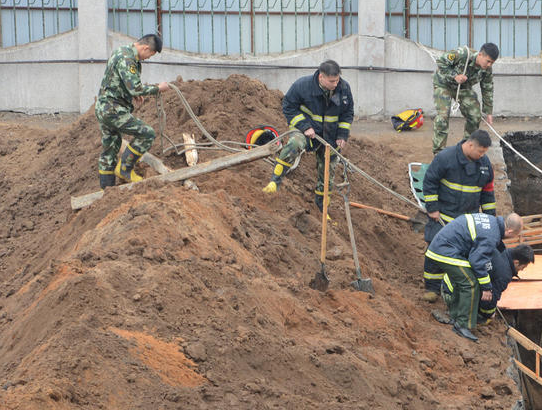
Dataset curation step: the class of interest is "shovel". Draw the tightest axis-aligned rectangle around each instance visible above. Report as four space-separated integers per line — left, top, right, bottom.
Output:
350 201 426 232
341 187 375 294
309 144 331 292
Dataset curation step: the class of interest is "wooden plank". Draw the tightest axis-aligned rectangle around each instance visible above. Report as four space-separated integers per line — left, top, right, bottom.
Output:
499 281 542 310
514 359 542 386
504 238 542 248
517 255 542 280
508 328 542 356
122 139 172 175
182 133 198 167
71 143 278 210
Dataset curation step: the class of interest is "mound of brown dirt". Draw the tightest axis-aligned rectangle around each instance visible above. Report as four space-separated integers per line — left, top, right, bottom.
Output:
0 75 520 409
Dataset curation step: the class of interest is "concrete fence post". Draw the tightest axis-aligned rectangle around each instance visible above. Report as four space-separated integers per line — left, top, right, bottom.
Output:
358 0 386 117
78 0 109 113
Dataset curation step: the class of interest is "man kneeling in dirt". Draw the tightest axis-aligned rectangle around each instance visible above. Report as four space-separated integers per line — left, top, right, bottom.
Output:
95 34 170 189
261 60 354 215
425 212 522 341
434 243 534 328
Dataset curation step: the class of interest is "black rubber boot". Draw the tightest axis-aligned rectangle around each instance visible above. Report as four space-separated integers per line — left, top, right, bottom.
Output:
453 322 478 342
99 172 116 189
115 144 143 183
315 193 324 212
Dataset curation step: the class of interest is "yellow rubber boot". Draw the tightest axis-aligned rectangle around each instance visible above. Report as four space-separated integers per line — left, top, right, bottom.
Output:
262 181 278 193
115 144 143 183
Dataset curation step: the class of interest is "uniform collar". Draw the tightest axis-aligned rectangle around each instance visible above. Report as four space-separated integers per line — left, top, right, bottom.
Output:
503 248 519 277
131 44 140 61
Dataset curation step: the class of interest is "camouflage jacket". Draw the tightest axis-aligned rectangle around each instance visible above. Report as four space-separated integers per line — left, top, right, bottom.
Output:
96 44 158 113
433 46 494 114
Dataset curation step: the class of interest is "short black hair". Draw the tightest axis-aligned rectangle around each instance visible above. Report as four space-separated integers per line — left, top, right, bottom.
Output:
468 129 492 148
480 43 499 61
137 34 163 53
319 60 341 77
510 244 535 265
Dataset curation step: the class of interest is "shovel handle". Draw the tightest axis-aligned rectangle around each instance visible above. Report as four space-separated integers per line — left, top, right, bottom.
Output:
350 201 410 221
321 144 330 264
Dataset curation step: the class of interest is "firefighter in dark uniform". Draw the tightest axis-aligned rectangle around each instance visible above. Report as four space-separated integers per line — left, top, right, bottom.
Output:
262 60 354 215
426 213 522 341
422 130 496 303
442 244 534 324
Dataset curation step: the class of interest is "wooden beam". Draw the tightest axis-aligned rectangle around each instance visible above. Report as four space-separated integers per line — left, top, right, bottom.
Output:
508 327 542 356
514 359 542 386
71 143 278 210
121 139 172 175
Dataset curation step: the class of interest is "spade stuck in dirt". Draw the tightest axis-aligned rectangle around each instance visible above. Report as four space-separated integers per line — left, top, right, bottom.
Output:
309 144 331 292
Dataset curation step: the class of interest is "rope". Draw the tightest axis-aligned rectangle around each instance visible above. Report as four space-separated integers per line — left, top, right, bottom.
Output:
155 82 422 212
312 135 423 211
496 307 511 328
482 117 542 176
155 82 293 167
451 46 470 115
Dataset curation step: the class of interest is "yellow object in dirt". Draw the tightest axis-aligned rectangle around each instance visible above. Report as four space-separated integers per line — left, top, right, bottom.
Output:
423 291 439 303
262 181 277 193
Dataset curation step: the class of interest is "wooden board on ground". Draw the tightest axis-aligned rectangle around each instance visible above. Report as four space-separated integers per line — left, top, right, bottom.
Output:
71 143 278 210
517 255 542 281
498 281 542 310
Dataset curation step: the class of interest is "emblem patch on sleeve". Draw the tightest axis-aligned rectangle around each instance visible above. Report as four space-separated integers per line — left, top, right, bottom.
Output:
129 64 137 74
447 53 456 61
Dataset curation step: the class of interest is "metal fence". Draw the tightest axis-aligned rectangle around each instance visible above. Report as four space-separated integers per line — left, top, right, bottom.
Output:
386 0 542 57
108 0 358 55
0 0 78 48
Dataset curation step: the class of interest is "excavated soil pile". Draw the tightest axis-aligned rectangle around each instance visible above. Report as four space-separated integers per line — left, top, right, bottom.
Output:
0 75 520 409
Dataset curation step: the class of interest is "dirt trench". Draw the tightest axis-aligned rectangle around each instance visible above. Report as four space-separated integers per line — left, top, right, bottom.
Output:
0 75 522 409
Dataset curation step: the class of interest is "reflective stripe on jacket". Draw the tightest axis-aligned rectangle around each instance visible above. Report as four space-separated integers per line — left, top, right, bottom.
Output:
427 213 505 291
282 70 354 150
423 141 495 221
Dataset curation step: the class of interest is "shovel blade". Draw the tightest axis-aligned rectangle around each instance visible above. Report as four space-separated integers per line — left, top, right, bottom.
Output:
351 278 374 294
309 268 330 292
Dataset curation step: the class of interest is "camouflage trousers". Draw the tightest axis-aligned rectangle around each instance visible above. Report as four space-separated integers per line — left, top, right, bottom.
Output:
432 86 481 154
95 104 156 171
278 131 340 194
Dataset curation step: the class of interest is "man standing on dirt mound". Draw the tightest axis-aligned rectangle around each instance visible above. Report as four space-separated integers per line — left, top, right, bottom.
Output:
426 212 522 342
432 42 499 155
422 130 496 303
95 34 170 189
262 60 354 215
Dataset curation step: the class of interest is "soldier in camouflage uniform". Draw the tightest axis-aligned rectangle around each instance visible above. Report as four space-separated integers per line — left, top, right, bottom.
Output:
432 43 499 155
262 60 354 215
95 34 170 189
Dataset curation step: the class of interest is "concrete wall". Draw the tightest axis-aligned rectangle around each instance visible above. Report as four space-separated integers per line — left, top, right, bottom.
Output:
0 0 541 117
